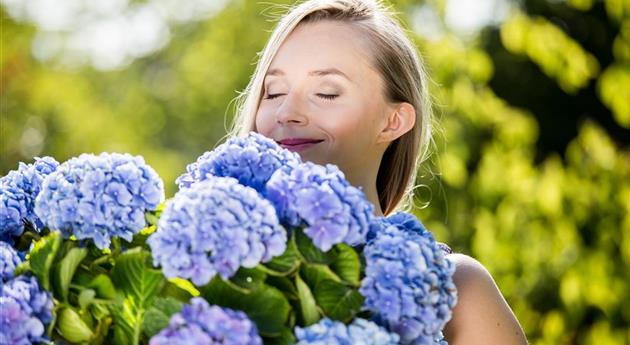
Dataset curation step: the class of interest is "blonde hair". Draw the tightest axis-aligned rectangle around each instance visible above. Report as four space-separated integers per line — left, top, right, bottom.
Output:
227 0 433 216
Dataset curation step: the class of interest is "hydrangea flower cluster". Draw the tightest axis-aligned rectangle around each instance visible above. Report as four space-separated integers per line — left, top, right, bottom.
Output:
0 275 54 344
149 297 262 345
369 212 452 247
360 213 457 345
1 275 54 323
148 176 287 286
294 318 400 345
0 242 22 286
0 156 59 241
266 162 374 251
34 153 165 250
176 132 301 194
0 297 47 345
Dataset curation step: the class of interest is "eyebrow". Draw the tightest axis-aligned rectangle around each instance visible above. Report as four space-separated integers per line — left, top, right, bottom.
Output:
265 68 353 82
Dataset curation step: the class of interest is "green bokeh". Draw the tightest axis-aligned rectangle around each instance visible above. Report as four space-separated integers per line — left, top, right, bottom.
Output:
1 0 629 343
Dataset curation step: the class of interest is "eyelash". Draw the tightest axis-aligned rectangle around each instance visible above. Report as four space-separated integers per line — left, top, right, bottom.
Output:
264 93 338 101
317 94 338 100
264 94 283 100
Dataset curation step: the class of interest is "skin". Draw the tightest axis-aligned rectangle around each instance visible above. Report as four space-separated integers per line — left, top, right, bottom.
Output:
255 20 414 217
254 20 528 345
443 254 529 344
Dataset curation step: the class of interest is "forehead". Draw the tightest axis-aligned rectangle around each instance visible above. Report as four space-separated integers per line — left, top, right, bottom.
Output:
268 20 379 80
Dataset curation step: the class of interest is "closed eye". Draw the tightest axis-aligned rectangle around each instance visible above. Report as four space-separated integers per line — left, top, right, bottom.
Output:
317 94 338 100
265 93 285 100
264 93 338 100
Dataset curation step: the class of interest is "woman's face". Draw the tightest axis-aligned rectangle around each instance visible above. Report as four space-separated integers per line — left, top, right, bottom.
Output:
255 20 395 182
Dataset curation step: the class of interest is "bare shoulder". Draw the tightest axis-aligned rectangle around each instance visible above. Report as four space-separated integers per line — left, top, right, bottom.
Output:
443 253 528 345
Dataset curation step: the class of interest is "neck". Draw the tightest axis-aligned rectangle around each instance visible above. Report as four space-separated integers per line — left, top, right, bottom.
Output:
363 183 384 217
345 168 384 217
337 149 387 218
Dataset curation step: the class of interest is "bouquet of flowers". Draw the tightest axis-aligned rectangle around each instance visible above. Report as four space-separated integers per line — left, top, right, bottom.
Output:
0 133 457 345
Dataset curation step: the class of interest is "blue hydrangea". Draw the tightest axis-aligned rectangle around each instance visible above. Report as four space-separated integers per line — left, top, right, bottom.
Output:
0 242 22 286
368 212 447 242
0 157 59 242
0 297 48 345
435 331 448 345
1 275 54 324
176 132 301 194
266 162 374 251
366 216 392 243
148 176 287 286
295 318 400 345
0 275 54 344
34 153 165 250
149 297 262 345
360 213 457 345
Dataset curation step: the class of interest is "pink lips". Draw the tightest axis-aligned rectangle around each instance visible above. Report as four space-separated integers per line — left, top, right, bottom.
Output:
277 138 324 152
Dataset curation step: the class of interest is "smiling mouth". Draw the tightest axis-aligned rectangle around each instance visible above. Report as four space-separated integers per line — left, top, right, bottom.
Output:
277 139 324 152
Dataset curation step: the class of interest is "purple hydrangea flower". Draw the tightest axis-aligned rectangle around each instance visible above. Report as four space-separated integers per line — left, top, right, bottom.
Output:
148 176 287 286
360 213 457 345
0 275 54 344
149 297 262 345
176 132 301 194
295 318 400 345
0 157 59 242
0 297 47 345
0 242 22 286
1 275 54 324
266 162 374 251
34 153 165 250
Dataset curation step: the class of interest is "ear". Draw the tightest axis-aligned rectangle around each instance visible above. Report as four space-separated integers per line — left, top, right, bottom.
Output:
377 102 416 144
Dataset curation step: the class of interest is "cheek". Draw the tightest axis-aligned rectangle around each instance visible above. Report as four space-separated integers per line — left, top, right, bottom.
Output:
328 121 360 139
329 104 379 139
254 109 272 135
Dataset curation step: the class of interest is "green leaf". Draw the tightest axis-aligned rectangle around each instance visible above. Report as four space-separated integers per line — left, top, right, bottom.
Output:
202 277 291 336
78 288 96 309
139 224 157 236
56 306 94 343
46 305 58 339
110 248 165 345
91 302 111 320
265 276 298 301
313 279 364 322
264 233 301 274
87 274 117 300
143 203 164 229
109 300 136 345
160 279 198 302
295 228 337 264
13 261 30 276
263 327 296 345
331 244 361 286
28 231 62 290
142 297 183 338
295 274 320 326
167 277 200 297
53 246 87 301
144 213 160 227
229 266 267 291
142 309 170 339
300 263 341 289
153 296 183 316
111 249 164 309
91 316 113 345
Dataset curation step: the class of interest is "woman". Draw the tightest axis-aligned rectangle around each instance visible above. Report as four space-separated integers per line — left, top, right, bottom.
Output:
228 0 529 343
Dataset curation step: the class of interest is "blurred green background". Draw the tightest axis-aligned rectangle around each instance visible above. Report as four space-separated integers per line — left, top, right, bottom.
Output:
1 0 629 343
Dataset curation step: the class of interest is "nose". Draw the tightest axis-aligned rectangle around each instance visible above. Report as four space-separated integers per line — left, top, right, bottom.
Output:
275 92 308 126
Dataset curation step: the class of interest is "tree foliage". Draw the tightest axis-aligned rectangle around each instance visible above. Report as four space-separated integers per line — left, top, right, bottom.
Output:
1 0 629 343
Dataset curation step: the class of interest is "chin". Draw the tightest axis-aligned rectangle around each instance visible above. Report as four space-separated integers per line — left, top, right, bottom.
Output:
297 153 324 165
